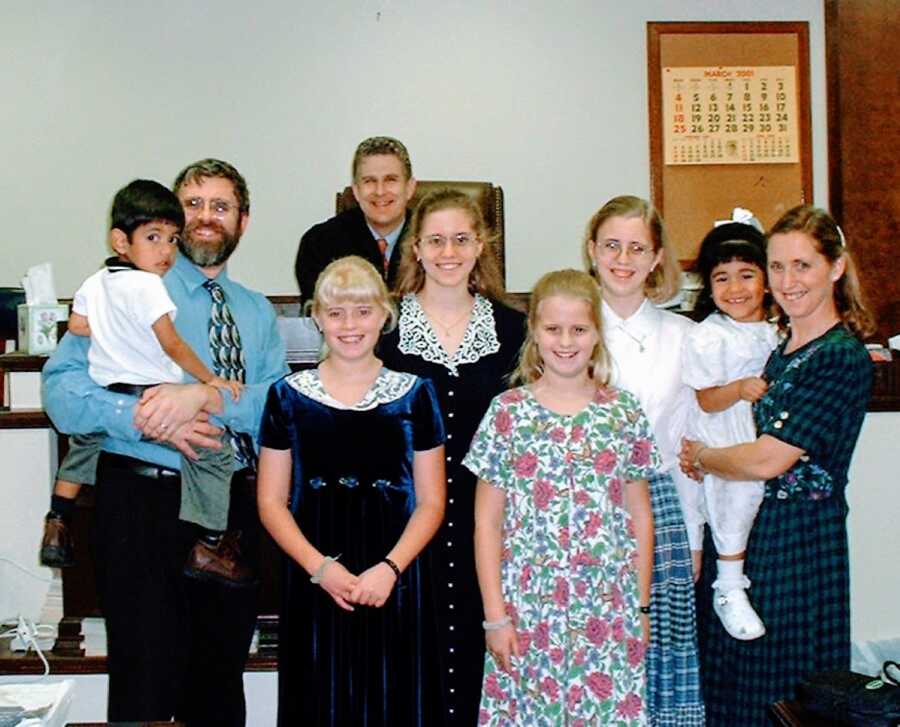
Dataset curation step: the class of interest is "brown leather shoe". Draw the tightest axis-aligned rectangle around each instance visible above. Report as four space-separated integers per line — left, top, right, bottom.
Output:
184 531 257 588
40 512 74 568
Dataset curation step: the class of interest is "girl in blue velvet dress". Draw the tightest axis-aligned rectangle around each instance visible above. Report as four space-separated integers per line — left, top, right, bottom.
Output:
257 256 446 727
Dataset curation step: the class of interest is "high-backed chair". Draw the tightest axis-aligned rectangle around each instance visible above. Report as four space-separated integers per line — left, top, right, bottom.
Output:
335 180 506 281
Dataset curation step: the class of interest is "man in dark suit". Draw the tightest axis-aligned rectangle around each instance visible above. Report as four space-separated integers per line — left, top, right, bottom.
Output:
295 136 417 304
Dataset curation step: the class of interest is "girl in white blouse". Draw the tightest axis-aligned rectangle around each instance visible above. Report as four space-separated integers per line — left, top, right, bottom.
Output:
583 195 705 726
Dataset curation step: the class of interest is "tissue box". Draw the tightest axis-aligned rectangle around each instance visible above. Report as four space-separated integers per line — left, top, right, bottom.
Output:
17 303 68 354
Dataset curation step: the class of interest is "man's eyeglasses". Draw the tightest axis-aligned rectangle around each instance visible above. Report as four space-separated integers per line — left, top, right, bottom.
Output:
595 239 652 258
182 197 239 218
419 233 478 251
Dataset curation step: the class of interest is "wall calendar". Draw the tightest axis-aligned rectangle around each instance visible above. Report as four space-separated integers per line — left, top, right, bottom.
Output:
662 65 799 165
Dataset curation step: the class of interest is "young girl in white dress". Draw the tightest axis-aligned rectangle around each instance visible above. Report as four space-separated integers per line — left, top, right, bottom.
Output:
681 217 778 641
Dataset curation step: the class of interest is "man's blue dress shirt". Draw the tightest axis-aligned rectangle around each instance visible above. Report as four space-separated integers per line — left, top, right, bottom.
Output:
42 253 289 470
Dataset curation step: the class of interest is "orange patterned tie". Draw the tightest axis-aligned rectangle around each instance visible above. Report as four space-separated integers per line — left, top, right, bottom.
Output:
377 238 389 276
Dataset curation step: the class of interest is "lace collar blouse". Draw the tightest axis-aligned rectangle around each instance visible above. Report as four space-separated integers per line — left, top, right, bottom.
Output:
396 293 500 377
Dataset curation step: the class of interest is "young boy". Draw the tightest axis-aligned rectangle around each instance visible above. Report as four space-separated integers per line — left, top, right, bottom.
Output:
40 179 254 587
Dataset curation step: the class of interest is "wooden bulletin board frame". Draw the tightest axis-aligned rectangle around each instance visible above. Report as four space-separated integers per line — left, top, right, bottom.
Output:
647 22 812 263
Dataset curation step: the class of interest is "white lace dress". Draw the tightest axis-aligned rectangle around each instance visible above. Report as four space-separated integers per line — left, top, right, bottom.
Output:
682 312 778 555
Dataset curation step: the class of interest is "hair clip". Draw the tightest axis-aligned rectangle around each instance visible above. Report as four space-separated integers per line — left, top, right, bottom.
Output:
836 224 847 248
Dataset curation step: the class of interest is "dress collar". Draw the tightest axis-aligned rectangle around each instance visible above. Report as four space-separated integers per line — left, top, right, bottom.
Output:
171 252 231 294
285 367 416 411
397 293 500 377
602 298 660 351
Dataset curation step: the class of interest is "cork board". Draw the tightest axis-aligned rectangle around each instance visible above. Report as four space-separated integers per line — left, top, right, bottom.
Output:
647 22 812 263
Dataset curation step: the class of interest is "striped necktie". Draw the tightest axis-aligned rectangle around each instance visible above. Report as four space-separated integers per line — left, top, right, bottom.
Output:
377 237 389 275
203 279 256 470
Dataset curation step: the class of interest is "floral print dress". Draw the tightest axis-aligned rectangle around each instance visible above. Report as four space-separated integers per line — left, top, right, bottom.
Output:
464 386 662 726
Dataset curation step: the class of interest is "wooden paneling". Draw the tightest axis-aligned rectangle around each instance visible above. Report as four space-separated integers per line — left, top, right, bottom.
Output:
826 0 900 341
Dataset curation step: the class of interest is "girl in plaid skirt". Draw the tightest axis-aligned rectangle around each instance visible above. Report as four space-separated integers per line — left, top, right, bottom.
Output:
584 196 706 726
681 205 874 725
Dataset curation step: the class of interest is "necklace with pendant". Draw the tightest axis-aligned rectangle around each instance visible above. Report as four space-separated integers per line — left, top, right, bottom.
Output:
422 301 474 337
616 323 647 353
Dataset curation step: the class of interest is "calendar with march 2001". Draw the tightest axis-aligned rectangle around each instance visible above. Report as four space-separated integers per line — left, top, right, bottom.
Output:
663 65 798 166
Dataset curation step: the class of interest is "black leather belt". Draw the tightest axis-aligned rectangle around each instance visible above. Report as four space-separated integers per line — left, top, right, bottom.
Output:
106 382 153 396
102 451 254 483
102 451 179 479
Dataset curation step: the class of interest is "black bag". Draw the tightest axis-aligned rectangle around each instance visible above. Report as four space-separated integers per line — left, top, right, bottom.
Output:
796 662 900 726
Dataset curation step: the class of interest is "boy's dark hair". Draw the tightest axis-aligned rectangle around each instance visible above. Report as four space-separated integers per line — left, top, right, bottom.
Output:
693 221 771 320
111 179 185 236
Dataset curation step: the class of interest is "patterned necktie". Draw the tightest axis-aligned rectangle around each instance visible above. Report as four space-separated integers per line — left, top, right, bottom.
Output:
376 238 389 276
203 279 257 470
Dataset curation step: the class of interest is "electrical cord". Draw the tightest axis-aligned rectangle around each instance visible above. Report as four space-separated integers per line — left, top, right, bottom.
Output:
1 616 56 677
0 555 60 678
0 556 53 584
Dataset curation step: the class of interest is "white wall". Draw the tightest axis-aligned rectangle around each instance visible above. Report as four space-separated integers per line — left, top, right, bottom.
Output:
0 429 56 624
847 412 900 644
1 1 826 296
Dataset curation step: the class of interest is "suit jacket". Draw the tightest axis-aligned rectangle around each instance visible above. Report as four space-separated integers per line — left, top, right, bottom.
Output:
294 206 408 305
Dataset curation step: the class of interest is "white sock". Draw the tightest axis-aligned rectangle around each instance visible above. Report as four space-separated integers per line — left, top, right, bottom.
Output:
715 559 746 590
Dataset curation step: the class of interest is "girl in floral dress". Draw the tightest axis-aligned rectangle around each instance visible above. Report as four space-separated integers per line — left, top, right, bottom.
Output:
465 269 658 726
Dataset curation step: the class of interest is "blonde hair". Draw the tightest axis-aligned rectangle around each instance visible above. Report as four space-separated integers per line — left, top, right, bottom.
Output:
393 188 506 299
309 255 397 331
582 195 681 303
512 269 611 386
768 205 875 338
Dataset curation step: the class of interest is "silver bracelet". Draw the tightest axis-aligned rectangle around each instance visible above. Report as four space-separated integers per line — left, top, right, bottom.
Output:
310 554 341 584
482 615 512 631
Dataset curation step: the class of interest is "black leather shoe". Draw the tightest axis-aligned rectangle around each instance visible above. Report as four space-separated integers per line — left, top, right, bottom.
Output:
40 512 74 568
184 531 257 588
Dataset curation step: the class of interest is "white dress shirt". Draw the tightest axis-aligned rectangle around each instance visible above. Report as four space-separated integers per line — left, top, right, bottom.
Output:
602 298 704 550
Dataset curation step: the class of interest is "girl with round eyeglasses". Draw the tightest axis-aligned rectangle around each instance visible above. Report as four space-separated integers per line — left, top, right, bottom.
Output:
583 194 706 726
379 188 526 725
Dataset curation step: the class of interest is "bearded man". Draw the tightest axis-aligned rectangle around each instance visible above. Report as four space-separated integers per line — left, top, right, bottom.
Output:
43 159 288 726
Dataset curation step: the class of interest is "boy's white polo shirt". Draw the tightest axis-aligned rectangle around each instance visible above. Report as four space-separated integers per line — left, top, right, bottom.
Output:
72 261 182 386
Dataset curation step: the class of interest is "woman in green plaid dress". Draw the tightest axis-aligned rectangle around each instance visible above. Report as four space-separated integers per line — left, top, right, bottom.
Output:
681 205 874 725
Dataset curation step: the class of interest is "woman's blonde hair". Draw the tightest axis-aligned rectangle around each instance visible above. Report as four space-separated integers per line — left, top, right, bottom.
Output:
512 269 611 386
768 205 875 338
581 195 681 303
309 255 397 331
394 188 506 299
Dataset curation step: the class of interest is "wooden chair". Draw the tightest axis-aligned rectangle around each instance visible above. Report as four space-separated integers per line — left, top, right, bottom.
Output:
335 180 507 281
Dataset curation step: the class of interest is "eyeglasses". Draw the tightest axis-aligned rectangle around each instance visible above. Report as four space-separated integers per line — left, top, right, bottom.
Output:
595 239 652 258
181 197 239 218
419 233 478 251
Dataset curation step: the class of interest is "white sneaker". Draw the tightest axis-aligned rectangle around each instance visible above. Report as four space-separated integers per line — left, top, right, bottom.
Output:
712 581 766 640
